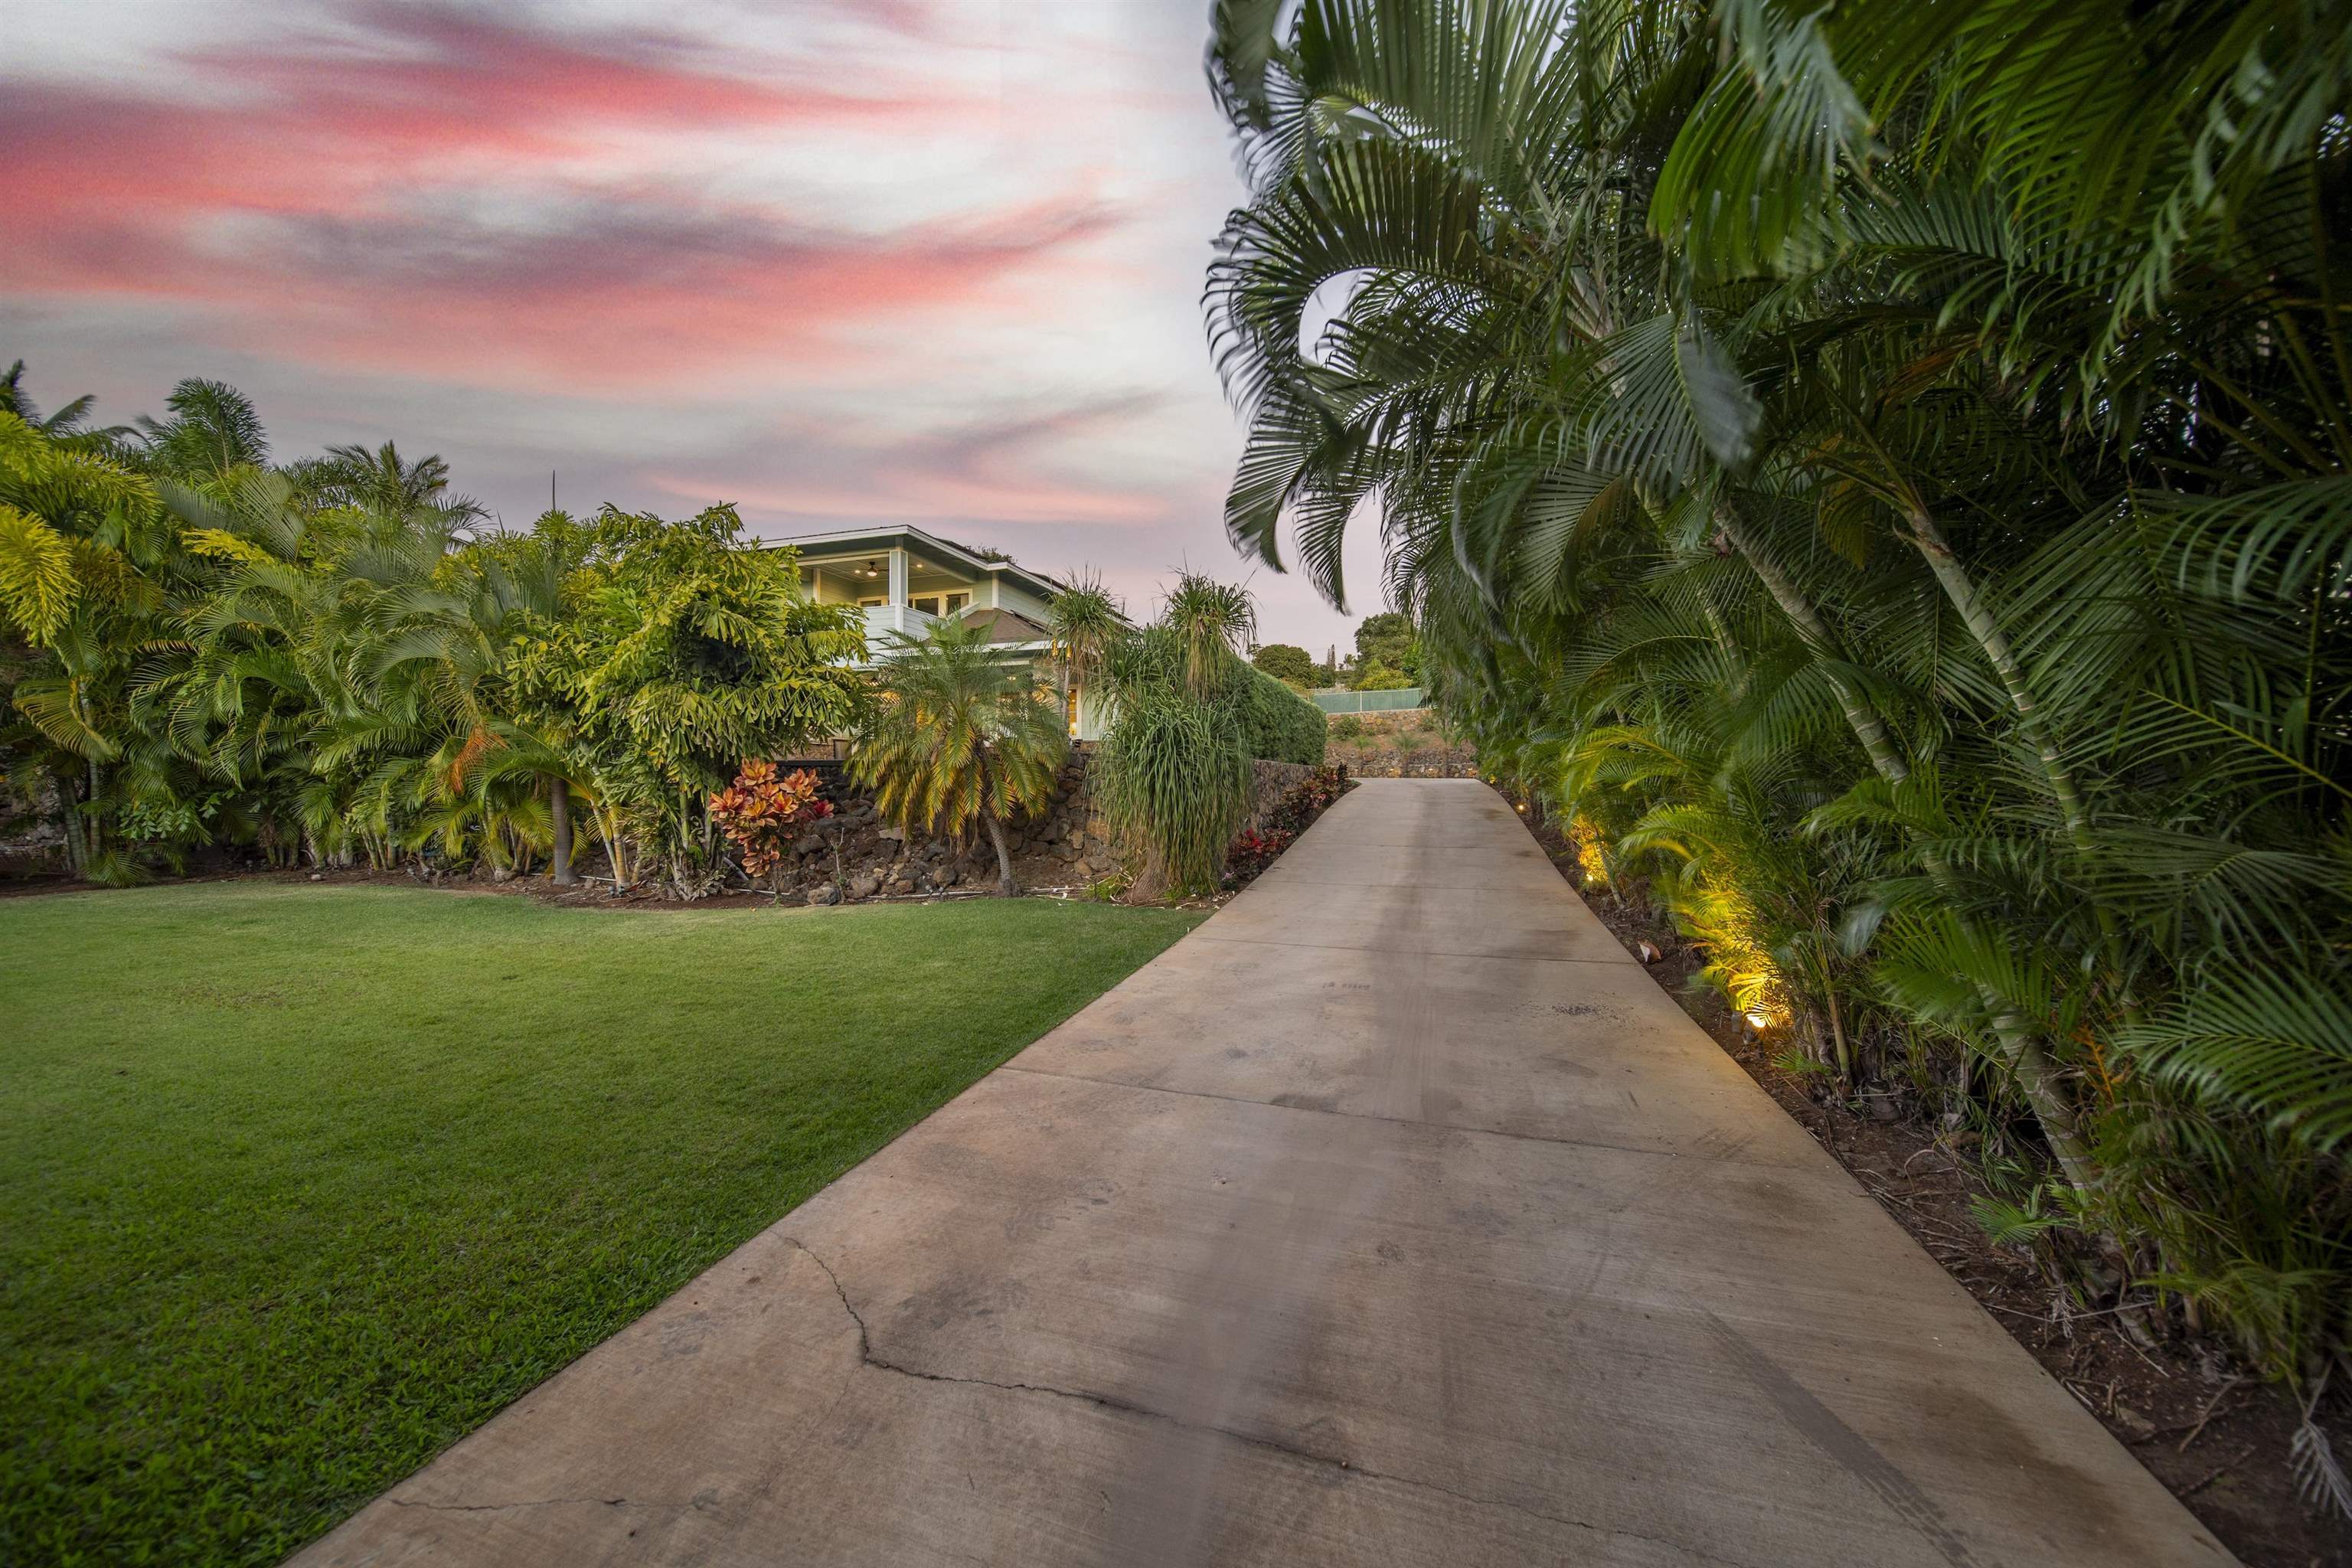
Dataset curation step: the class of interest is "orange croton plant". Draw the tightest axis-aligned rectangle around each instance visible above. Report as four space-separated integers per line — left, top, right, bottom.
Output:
709 760 834 882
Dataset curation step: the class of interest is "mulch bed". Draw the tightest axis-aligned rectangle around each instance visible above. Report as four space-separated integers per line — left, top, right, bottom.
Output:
1508 797 2347 1568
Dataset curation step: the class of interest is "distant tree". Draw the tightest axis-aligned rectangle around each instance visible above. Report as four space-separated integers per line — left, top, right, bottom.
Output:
1351 659 1411 692
1250 642 1315 686
1353 612 1416 671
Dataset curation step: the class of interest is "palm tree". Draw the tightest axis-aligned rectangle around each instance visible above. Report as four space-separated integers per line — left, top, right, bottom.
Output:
1045 570 1125 700
1161 572 1258 700
850 618 1068 895
136 378 269 487
1200 0 2352 1402
0 361 122 445
0 408 172 880
301 439 488 523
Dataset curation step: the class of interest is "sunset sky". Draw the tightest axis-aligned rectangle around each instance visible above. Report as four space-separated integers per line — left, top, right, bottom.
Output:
2 0 1387 655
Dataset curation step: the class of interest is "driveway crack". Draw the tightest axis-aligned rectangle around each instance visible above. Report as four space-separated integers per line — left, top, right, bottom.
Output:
783 1238 1762 1566
386 1494 693 1515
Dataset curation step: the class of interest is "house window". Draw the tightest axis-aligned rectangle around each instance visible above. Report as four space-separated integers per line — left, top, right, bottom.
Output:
1067 684 1081 738
943 592 971 615
910 594 942 616
858 596 886 609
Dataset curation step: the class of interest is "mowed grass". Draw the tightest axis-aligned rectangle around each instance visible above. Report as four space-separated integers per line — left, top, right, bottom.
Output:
1 882 1202 1566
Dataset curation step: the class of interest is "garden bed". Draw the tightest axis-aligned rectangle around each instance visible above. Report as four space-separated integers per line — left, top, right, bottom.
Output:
1508 795 2349 1568
1220 763 1353 890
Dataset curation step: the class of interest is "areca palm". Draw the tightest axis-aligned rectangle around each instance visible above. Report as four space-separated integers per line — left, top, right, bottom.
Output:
297 439 487 524
851 618 1069 896
1205 0 2352 1394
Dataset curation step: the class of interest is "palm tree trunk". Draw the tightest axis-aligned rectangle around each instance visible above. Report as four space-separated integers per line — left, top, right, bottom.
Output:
57 766 87 876
1717 511 1908 780
1900 508 2096 853
982 809 1017 896
1718 507 2099 1192
1125 848 1172 903
550 777 576 886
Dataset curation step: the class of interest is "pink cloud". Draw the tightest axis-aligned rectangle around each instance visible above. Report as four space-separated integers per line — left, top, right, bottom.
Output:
668 472 1168 528
645 393 1179 528
2 8 949 225
0 2 1118 394
54 198 1113 391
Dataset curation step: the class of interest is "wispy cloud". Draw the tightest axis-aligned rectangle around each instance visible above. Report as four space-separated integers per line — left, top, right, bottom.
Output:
0 0 1390 648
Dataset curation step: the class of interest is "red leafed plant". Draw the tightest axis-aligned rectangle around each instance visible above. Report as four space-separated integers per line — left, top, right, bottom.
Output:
710 760 834 882
1223 827 1295 883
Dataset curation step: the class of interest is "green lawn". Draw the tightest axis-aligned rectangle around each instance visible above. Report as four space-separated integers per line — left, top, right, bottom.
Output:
1 882 1200 1566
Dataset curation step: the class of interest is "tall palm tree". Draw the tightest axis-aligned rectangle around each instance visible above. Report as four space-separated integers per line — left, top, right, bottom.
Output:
301 439 488 524
850 618 1069 895
136 378 269 488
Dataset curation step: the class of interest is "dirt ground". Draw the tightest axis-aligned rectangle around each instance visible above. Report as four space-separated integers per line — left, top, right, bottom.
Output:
1508 799 2349 1568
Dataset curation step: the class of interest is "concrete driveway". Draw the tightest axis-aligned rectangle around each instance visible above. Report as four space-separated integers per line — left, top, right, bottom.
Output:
296 779 2233 1566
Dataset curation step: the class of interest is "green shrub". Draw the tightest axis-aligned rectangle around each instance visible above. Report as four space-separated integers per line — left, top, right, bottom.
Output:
1215 661 1327 763
1330 714 1364 741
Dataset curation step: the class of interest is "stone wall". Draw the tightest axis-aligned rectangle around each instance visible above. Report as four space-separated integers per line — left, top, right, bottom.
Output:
770 754 1326 904
776 755 1105 902
1322 707 1479 779
1345 750 1479 779
1324 707 1432 737
1245 760 1316 831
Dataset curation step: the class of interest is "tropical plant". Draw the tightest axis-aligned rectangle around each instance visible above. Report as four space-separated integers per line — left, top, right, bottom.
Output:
1260 763 1348 835
0 371 866 901
1224 826 1293 882
1094 678 1253 899
1203 0 2352 1423
710 761 835 889
1250 641 1318 686
1044 570 1125 689
508 506 864 897
135 379 268 488
292 440 487 523
851 616 1068 895
1161 571 1257 698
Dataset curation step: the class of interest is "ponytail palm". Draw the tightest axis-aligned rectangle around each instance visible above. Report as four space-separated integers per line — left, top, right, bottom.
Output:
851 618 1068 896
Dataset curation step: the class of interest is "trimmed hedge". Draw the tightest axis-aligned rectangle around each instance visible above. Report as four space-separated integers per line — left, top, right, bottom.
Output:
1217 661 1327 765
